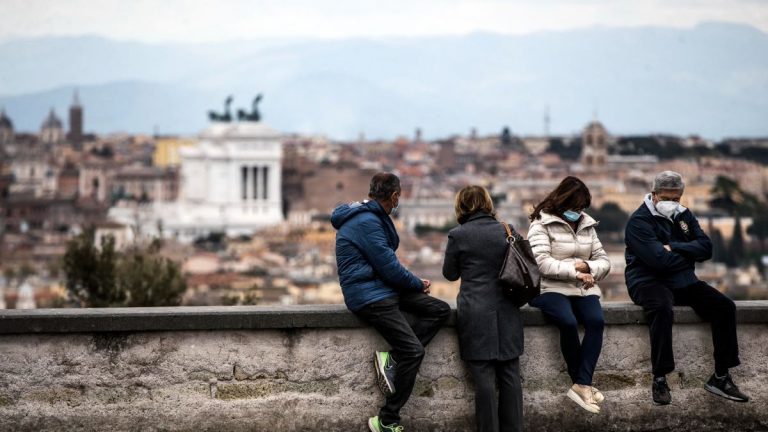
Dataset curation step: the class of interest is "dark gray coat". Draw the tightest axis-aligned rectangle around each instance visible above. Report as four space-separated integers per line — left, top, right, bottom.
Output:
442 212 524 361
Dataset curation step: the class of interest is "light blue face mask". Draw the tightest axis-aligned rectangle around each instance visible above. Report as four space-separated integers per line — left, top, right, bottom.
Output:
563 210 582 222
390 192 400 215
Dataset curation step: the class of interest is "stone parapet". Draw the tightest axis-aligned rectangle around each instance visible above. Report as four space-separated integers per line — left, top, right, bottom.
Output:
0 301 766 431
3 301 767 333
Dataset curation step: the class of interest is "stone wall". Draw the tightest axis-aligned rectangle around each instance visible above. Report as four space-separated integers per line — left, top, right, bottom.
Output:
0 302 767 431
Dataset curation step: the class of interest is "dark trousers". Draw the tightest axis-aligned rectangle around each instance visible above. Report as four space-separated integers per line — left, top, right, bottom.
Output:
354 291 451 425
628 280 740 377
466 358 523 432
529 292 604 385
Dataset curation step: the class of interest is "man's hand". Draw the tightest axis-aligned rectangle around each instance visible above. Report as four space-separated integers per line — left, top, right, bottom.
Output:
422 279 432 294
576 272 595 289
574 261 590 273
663 244 672 252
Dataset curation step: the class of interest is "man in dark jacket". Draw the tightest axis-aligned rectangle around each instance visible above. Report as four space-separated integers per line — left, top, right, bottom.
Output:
332 172 450 432
625 171 749 405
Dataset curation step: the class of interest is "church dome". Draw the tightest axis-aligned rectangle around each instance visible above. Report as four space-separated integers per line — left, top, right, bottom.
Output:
41 108 63 130
584 120 607 134
0 109 12 130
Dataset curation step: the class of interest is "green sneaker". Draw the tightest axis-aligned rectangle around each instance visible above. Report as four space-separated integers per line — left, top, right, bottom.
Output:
374 351 396 396
368 416 404 432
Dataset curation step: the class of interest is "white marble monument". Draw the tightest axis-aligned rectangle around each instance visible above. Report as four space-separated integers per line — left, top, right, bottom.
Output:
170 121 283 239
109 120 283 242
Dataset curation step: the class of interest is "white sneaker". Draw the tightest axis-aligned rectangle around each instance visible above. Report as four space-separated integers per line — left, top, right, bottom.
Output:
567 387 600 413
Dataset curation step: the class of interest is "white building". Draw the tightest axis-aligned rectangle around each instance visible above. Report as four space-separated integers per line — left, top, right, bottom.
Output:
9 154 58 198
110 121 283 242
16 281 36 309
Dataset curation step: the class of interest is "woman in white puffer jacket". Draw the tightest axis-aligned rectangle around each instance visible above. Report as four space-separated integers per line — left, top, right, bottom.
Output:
527 176 611 414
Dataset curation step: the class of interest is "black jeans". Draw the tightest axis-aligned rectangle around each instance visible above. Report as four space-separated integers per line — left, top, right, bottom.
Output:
529 292 604 385
466 358 523 432
354 291 451 425
629 280 740 377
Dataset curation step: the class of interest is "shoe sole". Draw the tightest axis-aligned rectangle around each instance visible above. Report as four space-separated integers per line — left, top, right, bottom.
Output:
704 384 749 402
653 399 671 406
567 388 600 413
374 353 395 396
367 417 378 432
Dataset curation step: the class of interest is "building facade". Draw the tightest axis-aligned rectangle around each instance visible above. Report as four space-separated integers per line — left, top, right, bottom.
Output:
110 121 284 241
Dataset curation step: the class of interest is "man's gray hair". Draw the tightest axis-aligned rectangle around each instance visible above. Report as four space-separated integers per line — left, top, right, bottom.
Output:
369 172 401 200
653 171 685 192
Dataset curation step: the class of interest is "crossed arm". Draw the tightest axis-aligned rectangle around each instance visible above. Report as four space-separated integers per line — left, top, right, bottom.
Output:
625 216 706 272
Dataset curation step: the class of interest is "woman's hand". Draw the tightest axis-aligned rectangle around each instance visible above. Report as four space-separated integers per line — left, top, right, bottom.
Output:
574 261 591 273
576 272 595 289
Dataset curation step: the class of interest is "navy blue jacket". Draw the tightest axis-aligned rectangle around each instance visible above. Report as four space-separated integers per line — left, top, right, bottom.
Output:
625 195 712 291
331 200 423 312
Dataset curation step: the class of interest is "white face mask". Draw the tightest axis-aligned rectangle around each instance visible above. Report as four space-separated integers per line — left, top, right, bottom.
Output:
655 200 680 218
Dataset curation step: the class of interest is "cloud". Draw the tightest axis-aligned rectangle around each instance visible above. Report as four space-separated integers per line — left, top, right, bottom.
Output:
0 0 766 43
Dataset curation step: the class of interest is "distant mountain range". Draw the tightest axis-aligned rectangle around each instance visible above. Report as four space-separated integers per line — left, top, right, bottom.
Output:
0 22 767 140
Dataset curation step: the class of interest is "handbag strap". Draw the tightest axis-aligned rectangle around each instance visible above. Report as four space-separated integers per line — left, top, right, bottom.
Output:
501 221 515 243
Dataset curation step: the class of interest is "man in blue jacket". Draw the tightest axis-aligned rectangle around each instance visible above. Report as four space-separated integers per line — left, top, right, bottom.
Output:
625 171 749 405
332 172 450 432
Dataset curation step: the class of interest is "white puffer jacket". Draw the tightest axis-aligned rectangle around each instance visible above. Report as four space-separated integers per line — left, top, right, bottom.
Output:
527 211 611 297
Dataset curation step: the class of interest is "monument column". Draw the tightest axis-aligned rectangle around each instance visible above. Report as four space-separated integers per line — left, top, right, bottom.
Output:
270 161 281 209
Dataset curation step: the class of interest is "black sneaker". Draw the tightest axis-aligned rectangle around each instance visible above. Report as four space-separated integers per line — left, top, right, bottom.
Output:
705 373 750 402
652 376 671 405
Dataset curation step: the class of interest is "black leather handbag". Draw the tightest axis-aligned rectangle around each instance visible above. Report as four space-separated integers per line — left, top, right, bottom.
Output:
498 222 541 307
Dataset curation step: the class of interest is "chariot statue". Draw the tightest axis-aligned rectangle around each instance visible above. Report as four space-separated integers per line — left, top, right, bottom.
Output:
208 96 234 122
237 94 263 122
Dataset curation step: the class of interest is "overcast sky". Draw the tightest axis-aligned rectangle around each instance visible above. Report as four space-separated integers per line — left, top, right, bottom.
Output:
1 0 767 43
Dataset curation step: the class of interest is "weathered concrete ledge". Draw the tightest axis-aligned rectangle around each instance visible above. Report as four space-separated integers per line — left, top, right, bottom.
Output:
0 301 767 431
1 301 767 333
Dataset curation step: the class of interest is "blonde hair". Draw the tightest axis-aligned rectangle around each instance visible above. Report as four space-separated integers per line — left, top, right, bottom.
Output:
455 185 496 223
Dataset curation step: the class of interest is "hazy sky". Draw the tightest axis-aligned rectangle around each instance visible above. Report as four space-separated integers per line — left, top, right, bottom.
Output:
1 0 767 43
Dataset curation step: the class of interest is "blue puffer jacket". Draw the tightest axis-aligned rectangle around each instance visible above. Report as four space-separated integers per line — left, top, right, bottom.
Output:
625 194 713 292
331 200 423 312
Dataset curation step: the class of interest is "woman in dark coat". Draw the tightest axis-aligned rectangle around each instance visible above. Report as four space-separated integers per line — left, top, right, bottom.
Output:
442 185 524 432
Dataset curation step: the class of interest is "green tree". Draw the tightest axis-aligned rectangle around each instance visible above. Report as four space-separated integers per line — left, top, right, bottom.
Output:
547 137 581 161
63 227 123 307
589 202 629 234
119 246 186 307
63 227 186 307
746 205 768 253
709 176 759 217
728 217 745 268
710 228 728 264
